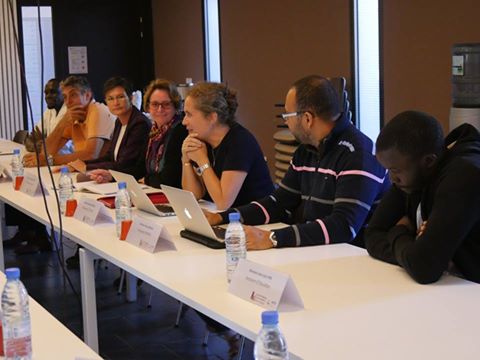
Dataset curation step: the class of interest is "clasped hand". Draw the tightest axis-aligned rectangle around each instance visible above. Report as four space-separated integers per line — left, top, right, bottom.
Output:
181 133 208 165
88 169 112 183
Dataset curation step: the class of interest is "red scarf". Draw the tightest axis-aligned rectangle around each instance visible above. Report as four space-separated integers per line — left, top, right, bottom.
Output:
145 118 175 173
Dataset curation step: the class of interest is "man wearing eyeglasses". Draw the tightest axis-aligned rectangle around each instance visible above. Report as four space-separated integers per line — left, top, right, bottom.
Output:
23 75 115 167
207 75 389 249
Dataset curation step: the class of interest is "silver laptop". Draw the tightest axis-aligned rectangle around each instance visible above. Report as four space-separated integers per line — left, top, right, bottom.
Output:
160 184 226 249
109 170 175 217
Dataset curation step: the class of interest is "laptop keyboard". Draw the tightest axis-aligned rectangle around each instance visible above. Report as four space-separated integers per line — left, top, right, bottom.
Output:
212 226 226 239
155 204 174 213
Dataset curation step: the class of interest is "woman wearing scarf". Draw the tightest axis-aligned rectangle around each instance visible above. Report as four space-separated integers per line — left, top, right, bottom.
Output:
142 79 188 188
89 79 187 186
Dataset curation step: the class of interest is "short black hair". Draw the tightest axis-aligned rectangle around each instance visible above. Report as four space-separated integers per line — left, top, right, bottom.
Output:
376 110 445 159
46 78 60 87
103 76 133 97
292 75 339 120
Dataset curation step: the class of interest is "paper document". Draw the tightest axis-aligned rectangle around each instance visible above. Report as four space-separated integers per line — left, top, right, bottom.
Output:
74 181 119 195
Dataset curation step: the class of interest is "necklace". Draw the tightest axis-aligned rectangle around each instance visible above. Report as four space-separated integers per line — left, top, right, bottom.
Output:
210 146 218 168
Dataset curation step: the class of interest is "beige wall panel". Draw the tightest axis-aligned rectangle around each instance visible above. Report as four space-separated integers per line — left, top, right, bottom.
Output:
152 0 204 84
220 0 351 172
382 0 480 132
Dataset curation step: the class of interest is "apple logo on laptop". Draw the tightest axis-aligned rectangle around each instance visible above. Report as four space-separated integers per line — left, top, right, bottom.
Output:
184 208 192 220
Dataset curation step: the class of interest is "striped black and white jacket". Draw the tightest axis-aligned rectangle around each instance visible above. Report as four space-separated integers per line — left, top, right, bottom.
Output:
221 112 389 248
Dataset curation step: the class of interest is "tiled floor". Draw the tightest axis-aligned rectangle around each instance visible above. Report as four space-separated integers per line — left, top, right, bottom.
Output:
4 244 254 360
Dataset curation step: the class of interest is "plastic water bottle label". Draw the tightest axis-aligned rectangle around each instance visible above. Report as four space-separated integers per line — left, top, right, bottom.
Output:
115 206 132 236
225 229 246 283
5 331 31 358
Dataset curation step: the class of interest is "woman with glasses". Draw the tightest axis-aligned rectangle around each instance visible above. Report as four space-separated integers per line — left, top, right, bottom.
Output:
85 76 151 180
139 79 188 188
181 82 274 210
89 79 187 187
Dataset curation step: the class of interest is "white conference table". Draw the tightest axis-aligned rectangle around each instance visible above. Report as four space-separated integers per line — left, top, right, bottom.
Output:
0 144 480 359
0 273 102 360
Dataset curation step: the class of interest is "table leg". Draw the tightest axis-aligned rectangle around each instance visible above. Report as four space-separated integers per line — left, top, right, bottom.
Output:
79 247 100 353
126 272 138 302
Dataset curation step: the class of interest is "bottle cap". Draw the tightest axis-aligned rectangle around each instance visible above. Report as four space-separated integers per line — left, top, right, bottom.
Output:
13 149 20 155
61 166 69 174
5 267 20 280
228 212 240 222
261 310 279 325
118 181 127 190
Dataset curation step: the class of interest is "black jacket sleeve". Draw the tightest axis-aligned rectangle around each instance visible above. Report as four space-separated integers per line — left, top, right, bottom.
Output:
393 165 480 284
367 164 480 284
145 123 188 189
365 186 409 265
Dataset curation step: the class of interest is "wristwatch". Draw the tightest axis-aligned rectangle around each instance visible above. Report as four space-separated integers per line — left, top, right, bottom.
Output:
194 163 210 176
269 232 278 248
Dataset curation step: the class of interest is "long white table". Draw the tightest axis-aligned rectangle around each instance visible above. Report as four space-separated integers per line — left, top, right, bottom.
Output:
0 273 102 360
0 147 480 358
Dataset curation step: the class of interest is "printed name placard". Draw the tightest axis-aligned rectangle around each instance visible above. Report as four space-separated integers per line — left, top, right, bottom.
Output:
229 259 304 310
74 198 113 226
0 162 12 179
20 172 49 197
126 216 176 253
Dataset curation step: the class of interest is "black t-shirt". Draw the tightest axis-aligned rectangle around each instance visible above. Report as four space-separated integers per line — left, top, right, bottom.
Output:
204 123 274 207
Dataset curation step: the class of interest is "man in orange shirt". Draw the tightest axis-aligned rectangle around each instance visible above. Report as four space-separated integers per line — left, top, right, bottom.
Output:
23 75 114 167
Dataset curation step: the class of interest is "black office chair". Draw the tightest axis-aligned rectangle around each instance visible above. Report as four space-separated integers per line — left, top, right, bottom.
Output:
12 130 28 144
328 76 353 121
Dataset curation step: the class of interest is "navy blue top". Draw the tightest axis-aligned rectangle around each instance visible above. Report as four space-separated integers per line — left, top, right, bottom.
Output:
203 123 274 207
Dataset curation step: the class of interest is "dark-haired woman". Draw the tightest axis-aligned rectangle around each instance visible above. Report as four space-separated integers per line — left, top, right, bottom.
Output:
86 76 151 179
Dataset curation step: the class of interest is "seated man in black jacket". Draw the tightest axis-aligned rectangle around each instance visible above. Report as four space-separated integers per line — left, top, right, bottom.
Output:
365 110 480 284
207 75 389 249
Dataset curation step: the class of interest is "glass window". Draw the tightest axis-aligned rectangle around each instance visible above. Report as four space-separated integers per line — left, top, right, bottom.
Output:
21 6 55 130
203 0 221 82
354 0 380 142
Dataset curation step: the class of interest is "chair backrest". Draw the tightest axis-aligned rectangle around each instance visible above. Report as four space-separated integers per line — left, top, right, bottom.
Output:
13 130 28 144
328 77 349 114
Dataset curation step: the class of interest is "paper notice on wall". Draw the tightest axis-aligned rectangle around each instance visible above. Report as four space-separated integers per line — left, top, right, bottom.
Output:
68 46 88 74
452 55 464 76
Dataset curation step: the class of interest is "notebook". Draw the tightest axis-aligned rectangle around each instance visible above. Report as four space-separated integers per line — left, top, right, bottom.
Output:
97 192 168 209
160 184 226 249
109 170 175 217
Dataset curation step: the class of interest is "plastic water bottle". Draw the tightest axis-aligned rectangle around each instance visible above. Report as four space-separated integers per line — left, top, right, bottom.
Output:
1 268 32 360
115 181 132 237
11 149 23 189
254 311 289 360
225 212 246 283
58 166 74 215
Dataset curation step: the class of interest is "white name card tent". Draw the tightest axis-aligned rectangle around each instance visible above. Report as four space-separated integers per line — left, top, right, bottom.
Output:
229 259 304 311
0 161 12 179
74 198 114 226
126 216 176 253
20 172 50 197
